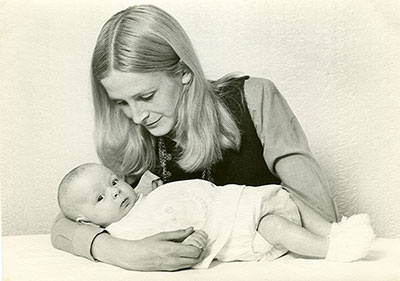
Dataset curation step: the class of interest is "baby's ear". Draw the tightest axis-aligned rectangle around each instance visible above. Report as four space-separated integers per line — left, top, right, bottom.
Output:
76 217 99 227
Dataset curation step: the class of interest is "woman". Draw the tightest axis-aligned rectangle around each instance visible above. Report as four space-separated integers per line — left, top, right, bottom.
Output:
51 5 337 271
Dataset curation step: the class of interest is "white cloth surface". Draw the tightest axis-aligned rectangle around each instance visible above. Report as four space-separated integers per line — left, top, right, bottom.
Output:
105 180 300 268
3 234 400 281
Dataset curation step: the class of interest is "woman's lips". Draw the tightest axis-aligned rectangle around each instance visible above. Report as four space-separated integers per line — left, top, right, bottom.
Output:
145 117 162 128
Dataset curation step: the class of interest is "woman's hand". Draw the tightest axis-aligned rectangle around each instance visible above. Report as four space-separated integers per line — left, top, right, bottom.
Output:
92 227 207 271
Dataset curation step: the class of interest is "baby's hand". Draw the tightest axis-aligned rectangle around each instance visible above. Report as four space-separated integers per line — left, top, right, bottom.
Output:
182 230 208 249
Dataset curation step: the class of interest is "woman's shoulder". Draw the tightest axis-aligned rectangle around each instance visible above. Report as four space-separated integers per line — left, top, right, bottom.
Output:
214 75 280 109
244 77 276 93
243 77 279 103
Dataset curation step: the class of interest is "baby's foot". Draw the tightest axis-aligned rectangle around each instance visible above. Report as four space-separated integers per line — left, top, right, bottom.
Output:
339 213 371 226
326 214 375 262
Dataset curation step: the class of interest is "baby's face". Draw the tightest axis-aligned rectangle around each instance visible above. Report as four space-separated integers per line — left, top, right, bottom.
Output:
71 164 138 227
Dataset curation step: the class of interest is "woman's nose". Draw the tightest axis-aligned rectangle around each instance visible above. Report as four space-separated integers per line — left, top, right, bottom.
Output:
129 103 149 124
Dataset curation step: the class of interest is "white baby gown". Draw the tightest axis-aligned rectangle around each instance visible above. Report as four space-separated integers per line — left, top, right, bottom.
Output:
106 179 300 268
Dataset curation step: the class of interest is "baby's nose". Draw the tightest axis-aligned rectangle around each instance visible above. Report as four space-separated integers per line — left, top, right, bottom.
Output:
112 188 121 198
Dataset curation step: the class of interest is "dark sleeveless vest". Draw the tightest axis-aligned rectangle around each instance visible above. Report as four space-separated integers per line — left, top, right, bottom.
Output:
154 76 280 186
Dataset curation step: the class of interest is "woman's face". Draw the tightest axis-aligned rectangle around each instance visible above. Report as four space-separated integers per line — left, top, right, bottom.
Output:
101 70 187 137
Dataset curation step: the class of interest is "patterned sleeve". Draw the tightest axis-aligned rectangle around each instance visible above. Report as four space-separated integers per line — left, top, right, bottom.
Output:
243 77 337 222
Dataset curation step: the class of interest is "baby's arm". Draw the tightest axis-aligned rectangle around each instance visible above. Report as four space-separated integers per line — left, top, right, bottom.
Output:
182 230 208 249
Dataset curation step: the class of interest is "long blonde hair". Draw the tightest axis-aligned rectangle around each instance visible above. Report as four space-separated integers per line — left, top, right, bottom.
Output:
91 5 241 177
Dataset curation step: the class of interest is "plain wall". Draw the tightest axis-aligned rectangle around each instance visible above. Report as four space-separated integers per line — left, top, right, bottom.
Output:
1 0 400 238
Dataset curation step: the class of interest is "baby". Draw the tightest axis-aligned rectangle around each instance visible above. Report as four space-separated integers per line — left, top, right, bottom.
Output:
58 163 375 268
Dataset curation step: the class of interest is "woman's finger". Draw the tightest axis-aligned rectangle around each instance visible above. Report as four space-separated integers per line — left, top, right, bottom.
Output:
153 227 194 242
161 256 203 271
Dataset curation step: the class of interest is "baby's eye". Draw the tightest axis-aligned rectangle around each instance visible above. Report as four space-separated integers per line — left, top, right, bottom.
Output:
112 178 119 186
97 195 104 202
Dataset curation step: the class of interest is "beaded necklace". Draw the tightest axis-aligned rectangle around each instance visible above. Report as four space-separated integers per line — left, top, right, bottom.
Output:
157 137 172 182
157 137 213 183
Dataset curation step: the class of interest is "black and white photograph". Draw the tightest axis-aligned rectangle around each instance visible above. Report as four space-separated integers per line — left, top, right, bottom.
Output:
1 0 400 280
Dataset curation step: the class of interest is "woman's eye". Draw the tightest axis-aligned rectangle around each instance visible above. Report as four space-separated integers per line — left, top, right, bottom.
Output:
97 195 104 202
116 100 127 106
140 92 155 101
112 179 119 186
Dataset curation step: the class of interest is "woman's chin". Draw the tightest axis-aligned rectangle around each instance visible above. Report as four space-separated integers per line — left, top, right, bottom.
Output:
146 124 173 137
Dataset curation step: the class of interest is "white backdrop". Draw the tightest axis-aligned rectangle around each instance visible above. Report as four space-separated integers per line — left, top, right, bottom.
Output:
1 0 400 238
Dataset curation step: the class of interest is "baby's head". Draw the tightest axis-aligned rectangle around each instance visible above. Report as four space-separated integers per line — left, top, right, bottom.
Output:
58 163 138 227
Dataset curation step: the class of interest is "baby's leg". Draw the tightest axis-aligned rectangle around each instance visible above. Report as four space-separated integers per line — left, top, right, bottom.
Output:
258 213 375 262
257 214 329 258
292 198 375 262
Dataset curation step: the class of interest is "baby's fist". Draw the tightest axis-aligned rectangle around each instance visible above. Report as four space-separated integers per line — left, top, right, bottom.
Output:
182 229 208 249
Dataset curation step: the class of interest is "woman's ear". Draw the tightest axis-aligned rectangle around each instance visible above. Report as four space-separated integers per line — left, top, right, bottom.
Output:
181 70 192 85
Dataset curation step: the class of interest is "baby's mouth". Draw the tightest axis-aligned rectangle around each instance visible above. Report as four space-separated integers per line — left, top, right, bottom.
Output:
120 197 129 208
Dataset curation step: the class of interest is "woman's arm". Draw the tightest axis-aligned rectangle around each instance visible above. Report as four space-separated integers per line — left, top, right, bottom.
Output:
243 78 338 222
51 212 205 270
51 212 104 260
92 228 206 271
